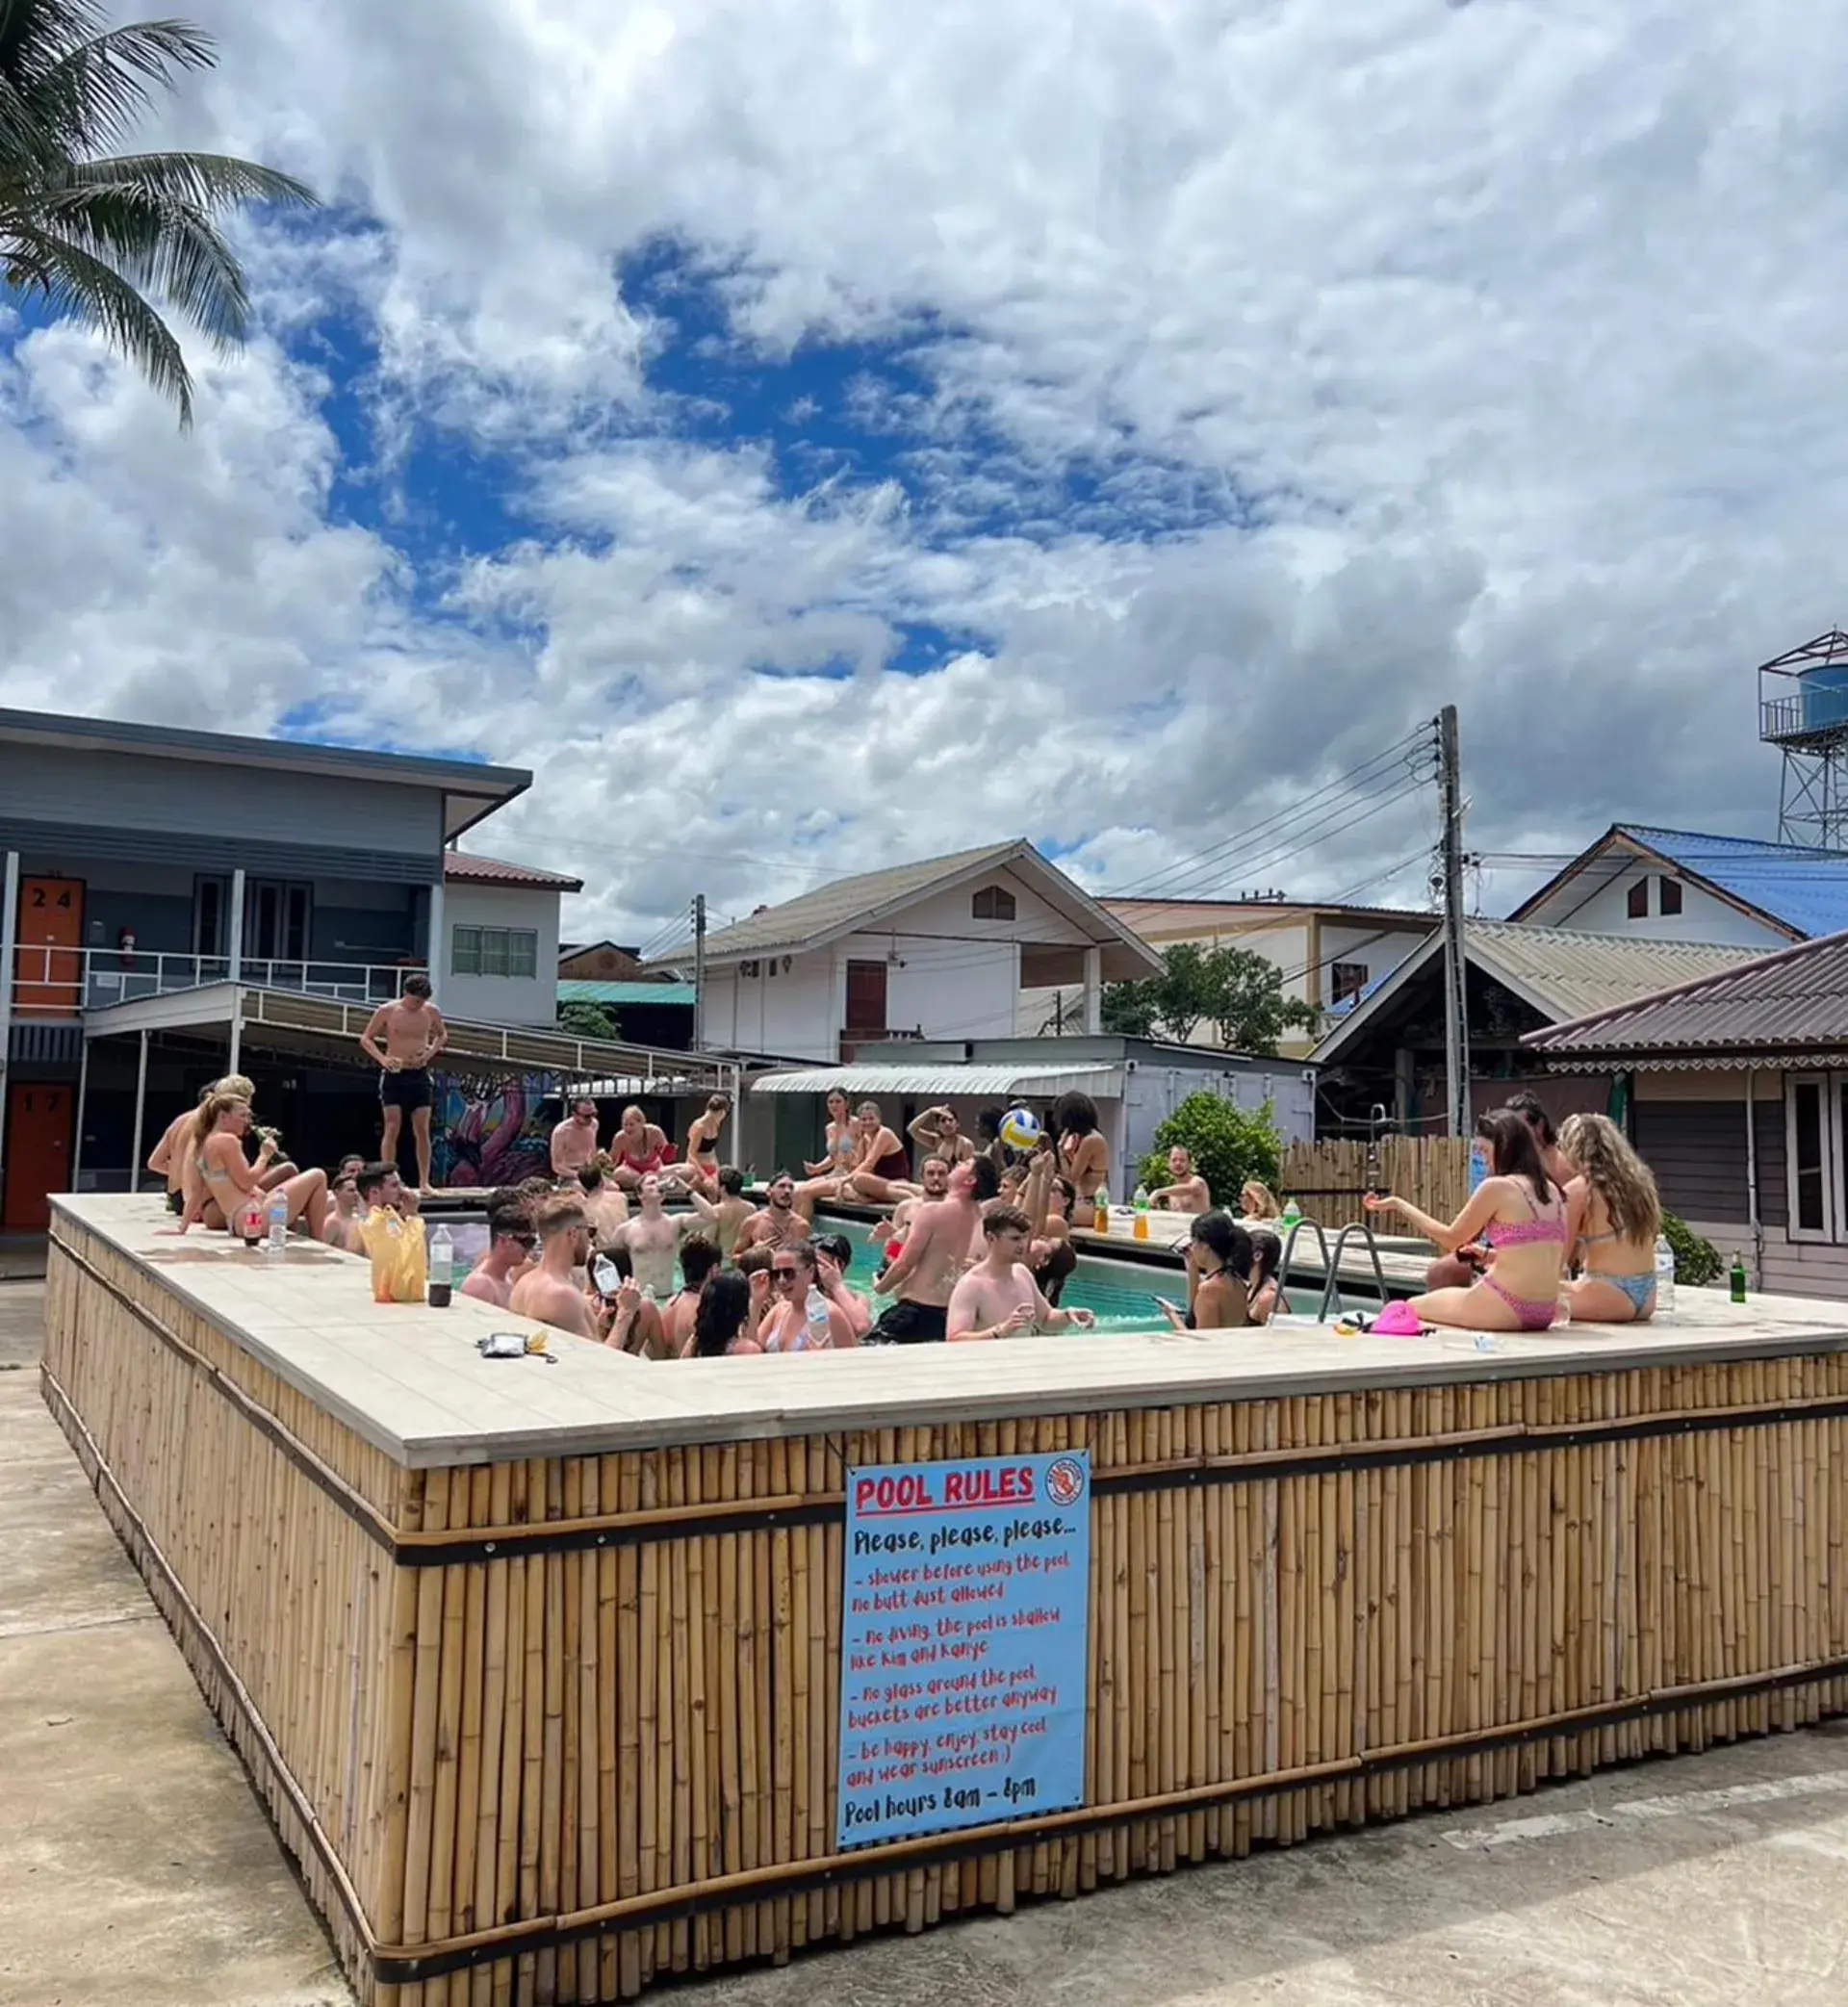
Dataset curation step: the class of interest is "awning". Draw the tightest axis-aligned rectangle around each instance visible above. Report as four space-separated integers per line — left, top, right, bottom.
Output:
748 1062 1121 1099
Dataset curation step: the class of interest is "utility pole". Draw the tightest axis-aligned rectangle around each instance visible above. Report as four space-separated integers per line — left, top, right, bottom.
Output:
691 893 707 1052
1436 705 1470 1137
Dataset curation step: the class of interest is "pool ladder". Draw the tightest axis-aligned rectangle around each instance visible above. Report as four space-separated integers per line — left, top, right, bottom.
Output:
1275 1215 1393 1322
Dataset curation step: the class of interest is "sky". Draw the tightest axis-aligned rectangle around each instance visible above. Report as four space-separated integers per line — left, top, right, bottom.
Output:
5 0 1848 950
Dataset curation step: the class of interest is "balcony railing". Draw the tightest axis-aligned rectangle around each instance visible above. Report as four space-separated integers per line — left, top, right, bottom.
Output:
8 943 422 1019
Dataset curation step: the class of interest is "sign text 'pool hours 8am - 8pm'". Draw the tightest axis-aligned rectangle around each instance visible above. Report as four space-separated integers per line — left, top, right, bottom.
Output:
835 1451 1091 1849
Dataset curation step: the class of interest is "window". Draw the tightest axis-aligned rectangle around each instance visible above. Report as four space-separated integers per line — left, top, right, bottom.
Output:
1785 1074 1848 1241
971 885 1016 921
192 875 227 959
1659 875 1682 916
451 925 538 980
1627 879 1649 919
1331 961 1369 1005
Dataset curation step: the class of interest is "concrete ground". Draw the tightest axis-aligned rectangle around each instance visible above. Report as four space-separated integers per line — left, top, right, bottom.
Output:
8 1277 1848 2007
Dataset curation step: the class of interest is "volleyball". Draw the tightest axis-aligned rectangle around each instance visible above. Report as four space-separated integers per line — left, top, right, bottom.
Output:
999 1106 1041 1152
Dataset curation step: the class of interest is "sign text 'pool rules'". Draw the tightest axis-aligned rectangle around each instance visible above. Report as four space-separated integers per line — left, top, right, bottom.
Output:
835 1450 1091 1849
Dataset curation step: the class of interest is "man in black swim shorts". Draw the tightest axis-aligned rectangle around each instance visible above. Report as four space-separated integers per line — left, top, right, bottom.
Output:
357 972 448 1195
864 1159 980 1344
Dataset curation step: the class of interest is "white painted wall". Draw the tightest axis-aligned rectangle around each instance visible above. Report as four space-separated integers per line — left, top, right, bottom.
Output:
440 881 561 1026
837 931 1021 1042
704 950 840 1061
1521 866 1786 948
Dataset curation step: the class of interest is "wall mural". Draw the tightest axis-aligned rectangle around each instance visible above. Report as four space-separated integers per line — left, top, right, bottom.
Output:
429 1070 557 1189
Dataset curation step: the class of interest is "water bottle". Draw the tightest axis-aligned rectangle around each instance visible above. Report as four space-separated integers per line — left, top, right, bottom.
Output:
1730 1252 1748 1304
805 1285 833 1351
266 1193 287 1253
1132 1183 1149 1211
1280 1196 1301 1230
1131 1183 1150 1241
428 1223 454 1308
1653 1235 1676 1316
1092 1184 1111 1233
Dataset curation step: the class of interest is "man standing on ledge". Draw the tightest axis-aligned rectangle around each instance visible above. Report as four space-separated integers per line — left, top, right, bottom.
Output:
358 972 448 1196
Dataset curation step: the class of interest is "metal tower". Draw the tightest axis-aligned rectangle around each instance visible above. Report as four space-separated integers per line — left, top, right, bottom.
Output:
1759 630 1848 848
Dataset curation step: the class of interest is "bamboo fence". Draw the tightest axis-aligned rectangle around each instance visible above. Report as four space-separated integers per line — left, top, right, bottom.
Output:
42 1211 1848 2005
1279 1137 1472 1227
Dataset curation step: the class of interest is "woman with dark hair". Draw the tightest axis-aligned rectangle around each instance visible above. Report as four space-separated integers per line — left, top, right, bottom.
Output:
1505 1091 1574 1190
1245 1229 1284 1325
683 1269 764 1358
1049 1091 1108 1209
1020 1149 1077 1304
1366 1110 1568 1331
1157 1211 1251 1331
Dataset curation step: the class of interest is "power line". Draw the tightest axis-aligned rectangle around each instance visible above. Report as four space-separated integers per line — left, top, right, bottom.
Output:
1178 776 1432 903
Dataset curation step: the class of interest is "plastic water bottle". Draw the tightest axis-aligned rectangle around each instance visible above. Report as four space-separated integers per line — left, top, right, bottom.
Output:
1092 1184 1111 1234
1280 1196 1301 1230
1730 1252 1748 1304
265 1193 287 1253
1653 1235 1676 1316
428 1224 454 1308
1132 1183 1149 1210
805 1285 832 1351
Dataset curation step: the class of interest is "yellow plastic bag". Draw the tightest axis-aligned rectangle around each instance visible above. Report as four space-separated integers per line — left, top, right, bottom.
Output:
358 1208 428 1304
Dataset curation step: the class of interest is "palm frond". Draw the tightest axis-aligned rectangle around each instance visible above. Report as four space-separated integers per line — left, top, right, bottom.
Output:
62 147 317 211
18 179 248 342
16 16 216 156
5 221 192 422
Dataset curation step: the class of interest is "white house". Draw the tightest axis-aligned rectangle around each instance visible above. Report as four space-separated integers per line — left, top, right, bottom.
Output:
440 850 580 1026
1507 824 1848 949
653 841 1163 1063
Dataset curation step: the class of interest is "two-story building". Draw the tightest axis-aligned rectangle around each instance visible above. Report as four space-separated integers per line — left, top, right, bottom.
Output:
654 840 1163 1061
0 708 731 1228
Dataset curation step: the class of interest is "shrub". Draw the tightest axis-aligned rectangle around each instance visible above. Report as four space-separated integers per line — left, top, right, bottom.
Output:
1660 1210 1722 1288
1136 1093 1282 1210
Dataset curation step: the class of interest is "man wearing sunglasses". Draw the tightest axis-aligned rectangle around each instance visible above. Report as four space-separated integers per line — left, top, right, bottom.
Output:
461 1194 539 1308
758 1239 860 1351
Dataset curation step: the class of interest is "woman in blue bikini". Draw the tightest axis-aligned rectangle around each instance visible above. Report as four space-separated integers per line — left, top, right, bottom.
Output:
1557 1113 1661 1323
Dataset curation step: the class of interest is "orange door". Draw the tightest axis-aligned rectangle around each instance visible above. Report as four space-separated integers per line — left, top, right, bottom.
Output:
13 877 85 1017
2 1081 74 1231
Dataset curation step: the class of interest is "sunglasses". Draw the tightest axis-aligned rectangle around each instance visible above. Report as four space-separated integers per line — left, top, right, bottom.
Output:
770 1267 803 1282
499 1231 538 1248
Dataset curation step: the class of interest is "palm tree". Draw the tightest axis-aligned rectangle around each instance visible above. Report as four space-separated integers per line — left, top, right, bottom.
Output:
1 0 317 425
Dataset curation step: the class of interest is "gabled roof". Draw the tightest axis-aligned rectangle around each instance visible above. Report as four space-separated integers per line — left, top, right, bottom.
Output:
647 841 1163 980
0 706 528 841
1310 919 1762 1066
1506 822 1848 940
1523 929 1848 1066
444 851 582 892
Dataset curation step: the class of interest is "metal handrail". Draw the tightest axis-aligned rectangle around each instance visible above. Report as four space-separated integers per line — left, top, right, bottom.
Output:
1276 1214 1332 1319
9 941 419 1015
1319 1221 1393 1322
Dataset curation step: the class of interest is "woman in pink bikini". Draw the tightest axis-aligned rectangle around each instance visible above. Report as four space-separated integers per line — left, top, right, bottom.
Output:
1364 1109 1568 1332
609 1104 670 1191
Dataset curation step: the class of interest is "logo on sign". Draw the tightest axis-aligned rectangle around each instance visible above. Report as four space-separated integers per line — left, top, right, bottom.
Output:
1044 1456 1086 1508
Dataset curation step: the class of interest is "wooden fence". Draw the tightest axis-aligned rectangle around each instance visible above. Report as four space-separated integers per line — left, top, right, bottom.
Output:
1278 1138 1472 1228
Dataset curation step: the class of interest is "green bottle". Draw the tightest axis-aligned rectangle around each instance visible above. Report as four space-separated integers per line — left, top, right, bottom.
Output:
1730 1253 1747 1304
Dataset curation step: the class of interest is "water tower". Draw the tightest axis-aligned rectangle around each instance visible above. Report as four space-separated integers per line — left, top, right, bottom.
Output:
1759 630 1848 847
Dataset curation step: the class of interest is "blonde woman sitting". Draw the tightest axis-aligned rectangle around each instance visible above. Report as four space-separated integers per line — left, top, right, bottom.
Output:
1558 1113 1661 1323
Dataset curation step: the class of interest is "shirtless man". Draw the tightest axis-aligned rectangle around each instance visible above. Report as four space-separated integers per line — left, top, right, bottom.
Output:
844 1102 915 1204
907 1105 975 1168
871 1156 950 1277
508 1196 599 1339
948 1205 1096 1341
1147 1145 1211 1214
576 1160 630 1245
321 1167 366 1252
358 973 448 1196
551 1097 602 1178
679 1094 730 1196
733 1172 808 1257
688 1166 755 1257
460 1195 536 1308
866 1159 982 1345
609 1172 685 1298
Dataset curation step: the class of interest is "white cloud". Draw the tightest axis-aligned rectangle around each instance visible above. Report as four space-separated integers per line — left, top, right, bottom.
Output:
6 0 1848 942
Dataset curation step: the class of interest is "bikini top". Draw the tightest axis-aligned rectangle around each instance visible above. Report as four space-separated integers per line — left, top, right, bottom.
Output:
1484 1189 1566 1249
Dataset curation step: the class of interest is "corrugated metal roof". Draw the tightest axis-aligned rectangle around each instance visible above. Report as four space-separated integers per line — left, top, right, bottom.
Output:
1468 919 1762 1021
1619 825 1848 939
445 850 583 891
557 980 695 1006
647 841 1161 981
749 1062 1121 1098
1525 929 1848 1059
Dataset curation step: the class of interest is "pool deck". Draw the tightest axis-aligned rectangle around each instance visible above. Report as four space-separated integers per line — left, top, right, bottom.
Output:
50 1194 1845 1469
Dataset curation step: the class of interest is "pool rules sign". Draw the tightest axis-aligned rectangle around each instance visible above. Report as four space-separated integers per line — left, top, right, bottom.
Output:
836 1451 1091 1848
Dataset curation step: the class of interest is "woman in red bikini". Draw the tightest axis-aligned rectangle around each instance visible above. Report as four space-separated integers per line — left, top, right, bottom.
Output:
1364 1109 1567 1332
609 1104 670 1191
843 1100 916 1205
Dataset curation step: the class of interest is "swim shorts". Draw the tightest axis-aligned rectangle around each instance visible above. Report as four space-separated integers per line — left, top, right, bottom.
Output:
379 1066 433 1112
867 1299 948 1346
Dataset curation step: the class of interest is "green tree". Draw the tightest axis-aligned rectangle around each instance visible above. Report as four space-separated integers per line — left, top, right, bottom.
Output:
558 999 620 1042
1136 1092 1282 1209
1 2 317 425
1101 942 1318 1055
